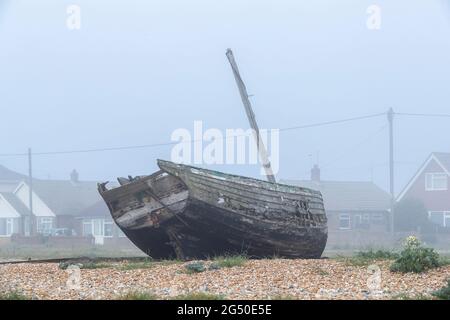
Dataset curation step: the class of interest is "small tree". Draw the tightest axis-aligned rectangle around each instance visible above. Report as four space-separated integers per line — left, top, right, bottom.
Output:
394 198 434 232
390 236 440 273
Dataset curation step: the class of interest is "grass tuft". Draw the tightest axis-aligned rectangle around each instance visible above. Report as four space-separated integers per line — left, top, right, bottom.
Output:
0 291 30 300
391 293 432 300
184 261 207 274
355 249 399 260
118 261 155 271
212 255 248 268
269 295 298 300
171 292 225 300
432 279 450 300
336 249 399 267
117 291 158 300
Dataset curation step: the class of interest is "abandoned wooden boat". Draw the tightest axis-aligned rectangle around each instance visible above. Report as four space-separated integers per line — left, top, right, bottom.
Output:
98 159 327 259
98 49 327 259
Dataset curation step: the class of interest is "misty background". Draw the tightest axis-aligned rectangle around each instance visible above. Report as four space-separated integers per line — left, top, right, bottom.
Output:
0 0 449 195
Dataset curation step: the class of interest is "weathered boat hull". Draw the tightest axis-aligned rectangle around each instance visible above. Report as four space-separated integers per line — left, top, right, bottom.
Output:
98 160 328 259
181 198 327 258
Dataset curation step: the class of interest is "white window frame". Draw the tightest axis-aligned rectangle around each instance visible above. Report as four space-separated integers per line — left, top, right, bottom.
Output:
0 218 15 237
445 212 450 228
82 219 114 237
339 214 351 230
6 218 13 235
82 220 93 236
103 221 114 238
92 219 103 237
37 217 53 234
428 211 450 227
425 173 448 191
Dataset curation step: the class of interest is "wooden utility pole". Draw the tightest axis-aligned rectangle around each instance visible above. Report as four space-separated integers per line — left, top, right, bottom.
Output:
28 148 34 235
225 49 276 183
387 108 395 234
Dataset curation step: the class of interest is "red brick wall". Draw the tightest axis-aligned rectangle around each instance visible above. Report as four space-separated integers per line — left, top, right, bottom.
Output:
402 160 450 211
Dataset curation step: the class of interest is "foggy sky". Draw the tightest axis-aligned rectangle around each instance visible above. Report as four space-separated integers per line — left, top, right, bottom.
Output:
0 0 449 195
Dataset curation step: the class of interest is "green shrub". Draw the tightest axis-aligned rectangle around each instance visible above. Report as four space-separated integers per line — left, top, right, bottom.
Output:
184 261 206 274
59 260 113 270
432 279 450 300
390 236 440 273
212 255 247 268
356 249 399 260
119 261 155 270
208 263 221 270
171 292 225 300
334 249 398 267
438 256 450 266
0 291 29 300
391 293 432 300
270 295 297 300
118 291 158 300
79 262 114 269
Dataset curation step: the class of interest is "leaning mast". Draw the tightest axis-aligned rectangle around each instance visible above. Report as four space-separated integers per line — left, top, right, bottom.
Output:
226 48 276 183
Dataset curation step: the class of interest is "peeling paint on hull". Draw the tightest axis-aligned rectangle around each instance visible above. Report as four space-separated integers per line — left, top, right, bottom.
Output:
98 160 328 259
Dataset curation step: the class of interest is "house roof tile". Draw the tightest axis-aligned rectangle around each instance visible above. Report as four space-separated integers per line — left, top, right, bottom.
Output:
281 179 391 212
0 192 32 217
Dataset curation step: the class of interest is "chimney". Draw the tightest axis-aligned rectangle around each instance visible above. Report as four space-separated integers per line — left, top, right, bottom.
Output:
311 164 320 182
70 169 79 183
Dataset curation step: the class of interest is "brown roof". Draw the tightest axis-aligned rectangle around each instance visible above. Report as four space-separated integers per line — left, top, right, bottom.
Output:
32 180 102 216
281 180 391 212
0 165 27 181
76 200 110 218
0 165 104 216
433 152 450 172
397 152 450 201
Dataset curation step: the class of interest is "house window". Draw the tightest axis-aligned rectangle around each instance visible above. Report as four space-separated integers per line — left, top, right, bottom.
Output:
362 214 370 224
82 219 114 237
339 214 351 230
353 214 370 229
104 221 113 237
0 218 14 236
37 217 53 235
354 214 361 226
425 173 448 191
429 211 445 227
445 213 450 228
83 220 93 236
93 219 102 236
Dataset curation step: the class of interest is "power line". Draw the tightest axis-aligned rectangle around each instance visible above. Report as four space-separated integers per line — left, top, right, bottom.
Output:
395 112 450 118
1 110 448 158
0 112 387 158
321 124 388 170
299 124 387 177
278 112 386 132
